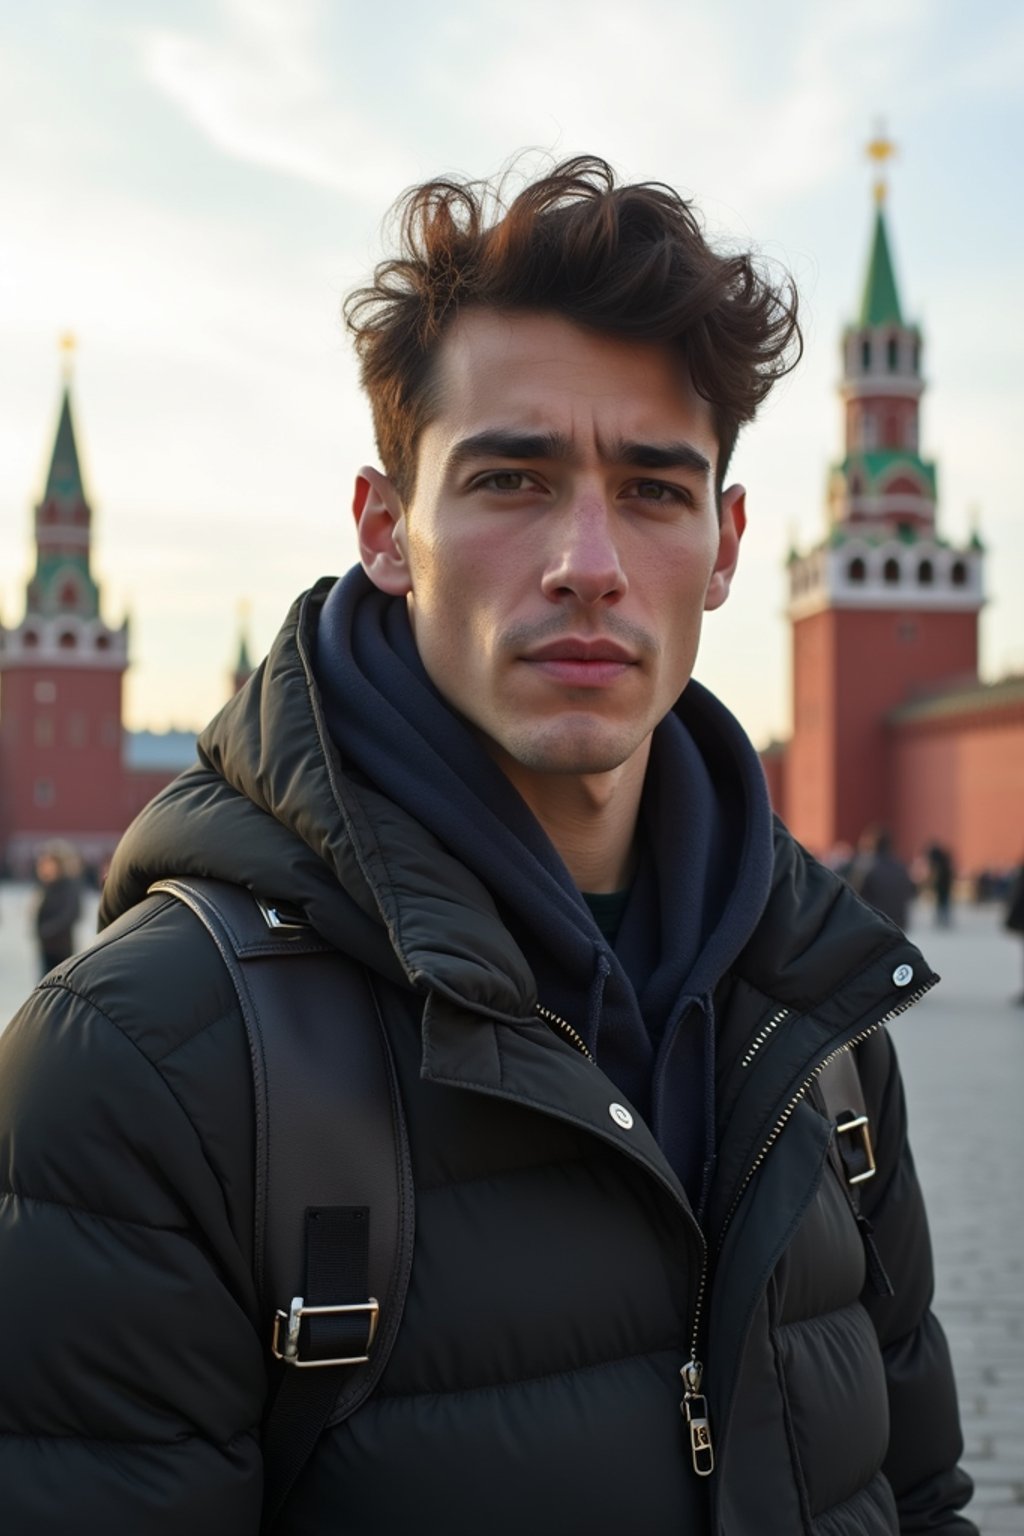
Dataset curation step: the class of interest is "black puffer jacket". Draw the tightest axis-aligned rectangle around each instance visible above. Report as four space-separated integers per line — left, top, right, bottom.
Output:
0 587 976 1535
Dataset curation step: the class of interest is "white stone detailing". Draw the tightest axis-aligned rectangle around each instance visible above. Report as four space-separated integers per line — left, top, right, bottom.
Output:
0 614 128 670
787 536 984 620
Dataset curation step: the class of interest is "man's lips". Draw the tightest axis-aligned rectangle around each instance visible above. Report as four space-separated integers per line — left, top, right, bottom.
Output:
520 636 639 687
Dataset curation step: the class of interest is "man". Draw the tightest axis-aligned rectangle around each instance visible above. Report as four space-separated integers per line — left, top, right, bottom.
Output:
32 840 82 977
0 158 976 1533
848 827 917 933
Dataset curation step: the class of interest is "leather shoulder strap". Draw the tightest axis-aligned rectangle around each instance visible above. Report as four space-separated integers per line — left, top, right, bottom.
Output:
815 1046 874 1190
814 1045 893 1297
150 877 414 1526
816 1047 867 1128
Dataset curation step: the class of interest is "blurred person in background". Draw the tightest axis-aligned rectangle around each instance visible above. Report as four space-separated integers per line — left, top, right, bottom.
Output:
848 826 916 932
33 841 81 977
1005 857 1024 1005
926 843 955 928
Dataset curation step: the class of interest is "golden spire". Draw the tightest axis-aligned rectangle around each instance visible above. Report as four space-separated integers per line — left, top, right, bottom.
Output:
866 124 896 206
58 330 77 381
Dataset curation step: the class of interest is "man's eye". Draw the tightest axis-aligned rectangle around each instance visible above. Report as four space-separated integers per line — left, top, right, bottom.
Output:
476 471 532 492
630 479 687 503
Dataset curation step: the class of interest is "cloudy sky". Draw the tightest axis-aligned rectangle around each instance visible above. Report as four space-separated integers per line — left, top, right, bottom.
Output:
1 0 1021 743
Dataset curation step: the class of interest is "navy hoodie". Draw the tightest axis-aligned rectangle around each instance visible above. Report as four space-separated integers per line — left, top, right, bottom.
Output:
315 568 774 1207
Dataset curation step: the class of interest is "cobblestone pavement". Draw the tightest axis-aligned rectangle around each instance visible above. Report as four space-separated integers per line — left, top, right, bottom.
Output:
1 885 1021 1526
889 903 1024 1533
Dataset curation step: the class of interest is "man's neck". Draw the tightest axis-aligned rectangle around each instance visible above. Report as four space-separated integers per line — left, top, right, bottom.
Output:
492 740 651 893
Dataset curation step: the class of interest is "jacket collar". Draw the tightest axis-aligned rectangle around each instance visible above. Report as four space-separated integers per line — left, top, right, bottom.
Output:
102 580 937 1187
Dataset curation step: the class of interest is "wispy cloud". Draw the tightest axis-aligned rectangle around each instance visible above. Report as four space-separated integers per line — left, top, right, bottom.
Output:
137 0 948 235
142 0 411 199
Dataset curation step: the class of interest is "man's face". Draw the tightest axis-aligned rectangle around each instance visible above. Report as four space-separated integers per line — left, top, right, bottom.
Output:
354 309 744 784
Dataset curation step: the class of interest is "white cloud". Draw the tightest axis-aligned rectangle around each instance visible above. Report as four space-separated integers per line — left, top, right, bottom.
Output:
142 0 412 200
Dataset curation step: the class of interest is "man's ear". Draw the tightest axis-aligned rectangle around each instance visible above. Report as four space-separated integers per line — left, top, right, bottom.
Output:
352 466 411 596
704 483 746 612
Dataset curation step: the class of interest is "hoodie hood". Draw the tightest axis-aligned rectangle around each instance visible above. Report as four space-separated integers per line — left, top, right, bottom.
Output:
312 569 775 1138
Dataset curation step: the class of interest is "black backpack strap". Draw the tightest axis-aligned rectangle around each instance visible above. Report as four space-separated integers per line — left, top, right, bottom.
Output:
150 878 414 1528
815 1047 893 1298
817 1048 875 1190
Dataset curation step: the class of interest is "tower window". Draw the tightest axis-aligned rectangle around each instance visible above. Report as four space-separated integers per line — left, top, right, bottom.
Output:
34 681 57 703
860 338 871 370
23 629 39 648
58 630 77 650
918 559 934 585
886 337 899 372
951 559 968 587
848 557 866 583
34 716 55 748
95 633 110 651
883 558 901 584
60 579 79 606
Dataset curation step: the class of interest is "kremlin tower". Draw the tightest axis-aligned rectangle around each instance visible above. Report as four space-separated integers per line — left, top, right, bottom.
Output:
778 134 986 858
0 342 130 875
231 603 255 696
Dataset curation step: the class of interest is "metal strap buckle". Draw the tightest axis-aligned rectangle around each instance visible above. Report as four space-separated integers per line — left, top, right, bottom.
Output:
270 1294 380 1369
255 897 310 932
836 1113 876 1185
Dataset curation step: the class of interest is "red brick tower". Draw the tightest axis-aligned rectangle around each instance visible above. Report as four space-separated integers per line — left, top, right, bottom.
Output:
0 342 129 875
783 136 984 857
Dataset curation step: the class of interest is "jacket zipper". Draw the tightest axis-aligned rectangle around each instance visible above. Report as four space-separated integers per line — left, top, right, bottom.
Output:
740 1007 790 1068
715 983 932 1247
541 982 932 1481
681 980 935 1480
534 1002 594 1062
537 1000 713 1476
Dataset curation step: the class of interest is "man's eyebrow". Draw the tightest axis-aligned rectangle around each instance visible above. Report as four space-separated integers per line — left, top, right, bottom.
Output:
445 430 713 480
612 440 713 477
446 430 572 467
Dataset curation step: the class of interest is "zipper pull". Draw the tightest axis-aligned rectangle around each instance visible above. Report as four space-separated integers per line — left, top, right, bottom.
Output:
680 1359 715 1476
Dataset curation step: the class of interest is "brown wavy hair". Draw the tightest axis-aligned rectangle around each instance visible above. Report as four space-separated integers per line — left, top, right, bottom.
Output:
345 156 802 503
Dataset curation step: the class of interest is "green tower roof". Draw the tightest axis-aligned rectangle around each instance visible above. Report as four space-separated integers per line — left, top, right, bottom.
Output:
43 386 87 505
235 630 253 676
858 207 904 328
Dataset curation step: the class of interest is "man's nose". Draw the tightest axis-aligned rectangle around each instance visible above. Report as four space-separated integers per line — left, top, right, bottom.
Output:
540 498 627 606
